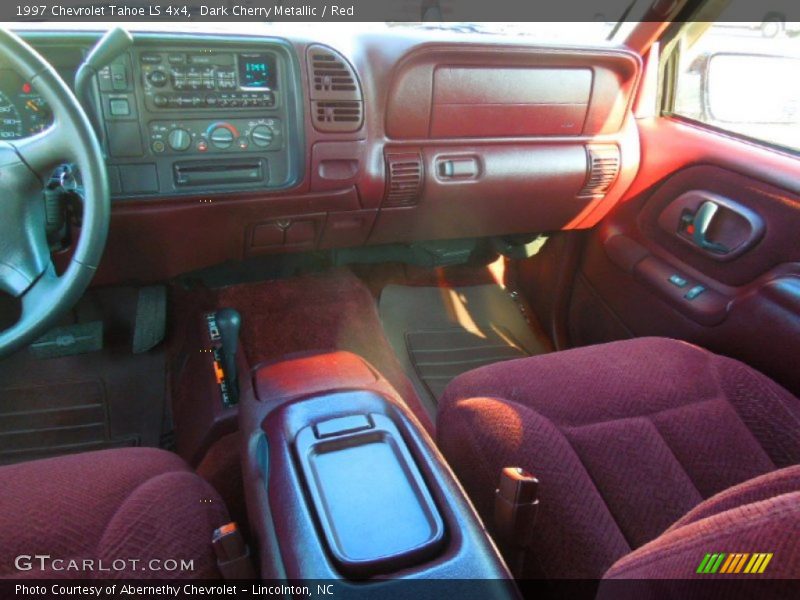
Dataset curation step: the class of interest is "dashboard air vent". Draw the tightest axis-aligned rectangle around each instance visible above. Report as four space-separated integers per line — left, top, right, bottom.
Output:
307 45 363 132
579 145 621 197
314 101 363 131
310 51 357 93
384 152 424 208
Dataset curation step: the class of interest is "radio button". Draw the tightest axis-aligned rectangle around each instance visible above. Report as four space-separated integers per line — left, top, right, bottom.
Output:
140 52 162 64
147 70 168 87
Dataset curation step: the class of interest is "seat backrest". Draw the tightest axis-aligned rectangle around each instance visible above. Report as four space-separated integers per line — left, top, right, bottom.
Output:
602 465 800 580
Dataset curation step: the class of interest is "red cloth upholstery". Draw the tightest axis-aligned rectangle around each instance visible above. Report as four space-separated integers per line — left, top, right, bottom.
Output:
437 337 800 579
0 448 230 579
604 469 800 579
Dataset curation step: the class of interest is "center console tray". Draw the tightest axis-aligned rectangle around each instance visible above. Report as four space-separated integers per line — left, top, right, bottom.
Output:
295 412 445 578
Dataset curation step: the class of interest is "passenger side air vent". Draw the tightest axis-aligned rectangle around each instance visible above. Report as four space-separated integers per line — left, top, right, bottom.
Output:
579 145 621 197
314 101 362 128
307 45 363 133
384 152 424 208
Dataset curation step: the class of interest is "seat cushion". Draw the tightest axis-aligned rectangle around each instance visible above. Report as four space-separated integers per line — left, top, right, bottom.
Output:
0 448 230 579
437 337 800 579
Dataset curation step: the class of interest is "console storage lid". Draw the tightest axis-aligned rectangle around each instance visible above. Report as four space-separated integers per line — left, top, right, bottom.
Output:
296 413 445 577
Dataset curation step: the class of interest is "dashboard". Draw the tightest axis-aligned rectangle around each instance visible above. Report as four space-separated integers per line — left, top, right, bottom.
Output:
11 29 641 286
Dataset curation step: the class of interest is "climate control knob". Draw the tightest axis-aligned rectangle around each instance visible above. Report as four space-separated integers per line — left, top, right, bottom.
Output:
209 126 234 149
250 124 274 148
167 128 191 152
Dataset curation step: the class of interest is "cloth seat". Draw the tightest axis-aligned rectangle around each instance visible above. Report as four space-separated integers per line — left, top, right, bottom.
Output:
0 447 230 579
437 337 800 579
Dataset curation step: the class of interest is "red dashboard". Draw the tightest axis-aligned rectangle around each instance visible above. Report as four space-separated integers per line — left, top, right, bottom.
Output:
29 31 642 285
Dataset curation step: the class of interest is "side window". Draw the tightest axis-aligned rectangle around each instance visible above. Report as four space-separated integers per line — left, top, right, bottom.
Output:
668 20 800 153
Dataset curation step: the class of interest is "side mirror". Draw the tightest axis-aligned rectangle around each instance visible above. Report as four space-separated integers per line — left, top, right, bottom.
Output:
704 52 800 125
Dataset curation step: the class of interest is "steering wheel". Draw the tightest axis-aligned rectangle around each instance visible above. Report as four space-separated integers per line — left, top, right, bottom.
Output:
0 29 109 358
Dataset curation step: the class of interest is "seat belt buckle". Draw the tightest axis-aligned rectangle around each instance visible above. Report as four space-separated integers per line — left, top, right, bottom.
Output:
212 522 256 579
494 466 539 548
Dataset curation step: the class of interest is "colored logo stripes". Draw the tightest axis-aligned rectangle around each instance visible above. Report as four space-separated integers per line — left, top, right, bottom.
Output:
696 552 773 574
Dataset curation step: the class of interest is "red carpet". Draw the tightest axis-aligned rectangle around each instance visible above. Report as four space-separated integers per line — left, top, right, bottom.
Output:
210 268 433 431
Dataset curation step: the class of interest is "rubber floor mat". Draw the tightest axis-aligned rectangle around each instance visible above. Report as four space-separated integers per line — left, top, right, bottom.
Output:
0 379 137 466
0 287 166 465
379 284 551 418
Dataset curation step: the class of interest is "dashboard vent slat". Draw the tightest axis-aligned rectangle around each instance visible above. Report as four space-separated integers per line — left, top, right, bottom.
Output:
307 45 363 132
578 145 621 198
385 152 424 208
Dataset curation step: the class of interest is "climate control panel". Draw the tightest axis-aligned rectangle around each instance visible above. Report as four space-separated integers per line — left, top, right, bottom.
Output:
148 118 283 155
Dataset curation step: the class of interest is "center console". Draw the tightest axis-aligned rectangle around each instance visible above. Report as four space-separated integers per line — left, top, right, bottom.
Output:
95 36 304 198
239 351 518 595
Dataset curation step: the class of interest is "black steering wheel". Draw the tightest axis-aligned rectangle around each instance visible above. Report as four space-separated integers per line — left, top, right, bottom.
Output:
0 29 109 358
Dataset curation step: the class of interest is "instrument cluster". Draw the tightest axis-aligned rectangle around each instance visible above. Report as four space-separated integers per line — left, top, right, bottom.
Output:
0 72 54 140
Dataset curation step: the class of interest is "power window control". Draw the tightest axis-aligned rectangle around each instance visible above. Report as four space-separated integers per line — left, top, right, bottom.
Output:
668 274 688 288
685 285 706 300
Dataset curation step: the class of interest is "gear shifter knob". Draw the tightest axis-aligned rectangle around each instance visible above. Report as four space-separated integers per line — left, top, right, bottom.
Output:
214 308 241 401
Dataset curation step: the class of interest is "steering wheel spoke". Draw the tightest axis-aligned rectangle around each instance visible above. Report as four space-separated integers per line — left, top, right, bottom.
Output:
19 263 60 323
0 142 52 298
11 122 72 178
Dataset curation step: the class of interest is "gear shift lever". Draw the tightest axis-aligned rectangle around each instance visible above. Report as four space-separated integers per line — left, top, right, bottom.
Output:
214 308 241 401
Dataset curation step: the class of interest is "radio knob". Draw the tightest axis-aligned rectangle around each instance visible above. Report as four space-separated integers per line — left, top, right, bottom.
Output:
147 69 168 87
210 126 234 149
250 124 274 148
167 128 192 152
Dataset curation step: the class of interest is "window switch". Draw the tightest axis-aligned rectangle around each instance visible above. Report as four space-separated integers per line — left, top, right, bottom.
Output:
669 274 688 288
685 285 706 300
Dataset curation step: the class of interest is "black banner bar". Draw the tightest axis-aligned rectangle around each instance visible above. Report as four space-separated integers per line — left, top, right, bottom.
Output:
3 579 800 600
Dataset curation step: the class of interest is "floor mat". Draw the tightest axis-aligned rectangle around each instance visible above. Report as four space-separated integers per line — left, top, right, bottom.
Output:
0 287 167 465
379 284 551 418
174 268 434 433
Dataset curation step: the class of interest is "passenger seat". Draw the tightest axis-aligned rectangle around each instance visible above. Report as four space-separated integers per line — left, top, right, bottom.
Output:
436 337 800 579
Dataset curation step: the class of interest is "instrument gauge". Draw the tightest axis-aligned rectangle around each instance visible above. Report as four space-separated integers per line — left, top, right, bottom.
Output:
0 91 24 140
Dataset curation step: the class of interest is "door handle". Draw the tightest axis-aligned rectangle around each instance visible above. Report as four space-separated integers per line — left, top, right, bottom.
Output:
691 201 730 255
661 191 766 261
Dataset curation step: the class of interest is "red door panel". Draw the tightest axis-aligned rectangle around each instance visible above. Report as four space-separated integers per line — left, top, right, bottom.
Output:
573 116 800 396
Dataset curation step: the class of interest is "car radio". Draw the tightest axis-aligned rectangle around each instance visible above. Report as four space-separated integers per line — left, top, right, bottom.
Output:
138 50 278 111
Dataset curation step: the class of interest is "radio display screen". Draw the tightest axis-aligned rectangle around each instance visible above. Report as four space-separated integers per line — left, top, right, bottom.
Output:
237 53 276 89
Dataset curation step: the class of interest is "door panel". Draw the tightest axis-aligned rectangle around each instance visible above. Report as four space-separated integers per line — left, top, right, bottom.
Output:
574 116 800 396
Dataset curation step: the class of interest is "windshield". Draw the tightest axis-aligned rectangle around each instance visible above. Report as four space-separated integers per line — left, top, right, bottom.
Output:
386 22 618 43
6 20 624 46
